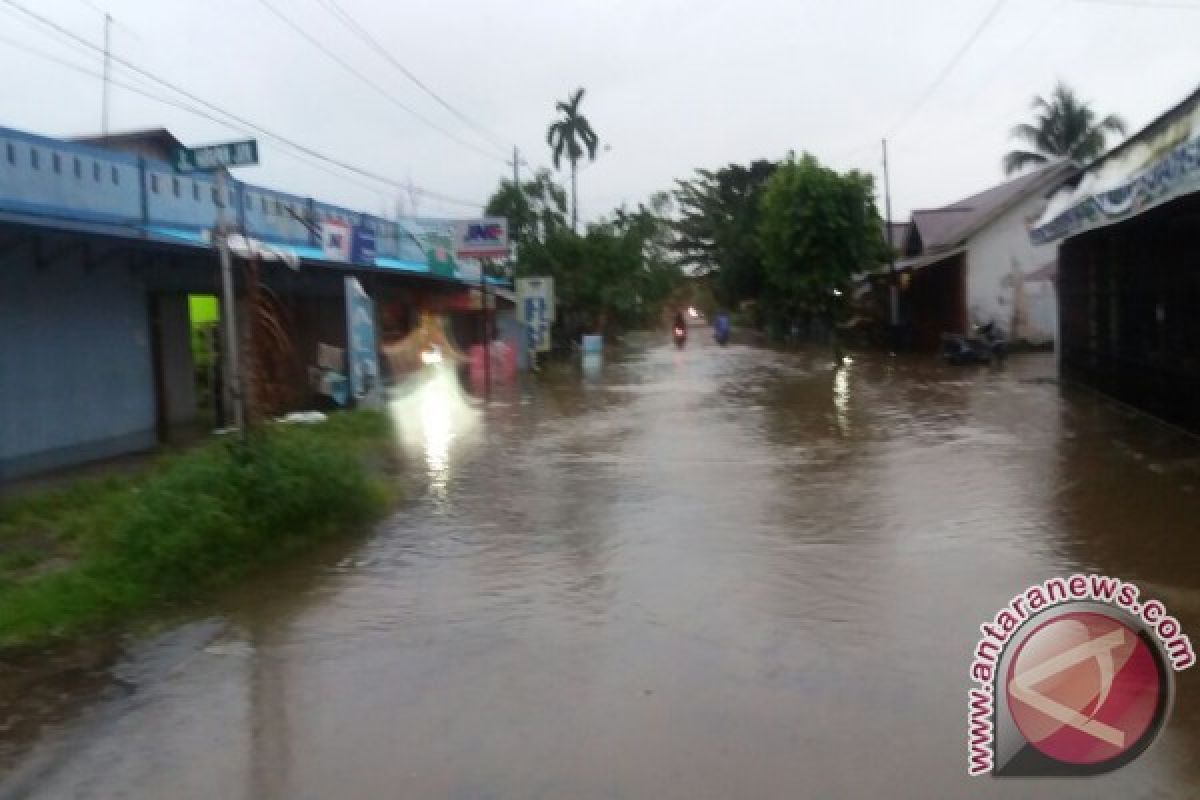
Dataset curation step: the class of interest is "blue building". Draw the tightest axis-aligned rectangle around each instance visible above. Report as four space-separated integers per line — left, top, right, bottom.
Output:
0 125 489 480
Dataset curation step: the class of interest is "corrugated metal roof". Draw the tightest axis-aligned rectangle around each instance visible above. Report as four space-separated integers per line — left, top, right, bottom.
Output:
910 162 1075 252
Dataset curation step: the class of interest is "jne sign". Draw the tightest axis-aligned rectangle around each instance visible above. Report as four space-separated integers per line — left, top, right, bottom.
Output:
453 217 509 259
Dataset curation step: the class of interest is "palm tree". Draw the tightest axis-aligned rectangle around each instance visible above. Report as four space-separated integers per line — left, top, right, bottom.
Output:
1004 83 1127 175
546 88 599 230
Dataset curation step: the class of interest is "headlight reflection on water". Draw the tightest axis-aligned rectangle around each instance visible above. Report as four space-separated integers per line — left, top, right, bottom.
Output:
833 361 851 436
388 362 478 501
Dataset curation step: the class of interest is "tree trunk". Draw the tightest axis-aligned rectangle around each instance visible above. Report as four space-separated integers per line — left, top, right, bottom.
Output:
570 158 578 232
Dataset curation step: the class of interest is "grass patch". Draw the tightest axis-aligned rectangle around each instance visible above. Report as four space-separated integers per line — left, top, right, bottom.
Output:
0 411 399 650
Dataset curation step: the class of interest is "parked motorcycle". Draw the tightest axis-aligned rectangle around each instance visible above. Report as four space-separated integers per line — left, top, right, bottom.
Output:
941 323 1007 365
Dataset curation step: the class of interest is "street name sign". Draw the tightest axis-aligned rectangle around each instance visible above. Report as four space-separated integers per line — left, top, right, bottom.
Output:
173 140 259 173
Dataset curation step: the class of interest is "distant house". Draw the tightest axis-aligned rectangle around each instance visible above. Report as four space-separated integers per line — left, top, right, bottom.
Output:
1031 84 1200 432
894 163 1075 350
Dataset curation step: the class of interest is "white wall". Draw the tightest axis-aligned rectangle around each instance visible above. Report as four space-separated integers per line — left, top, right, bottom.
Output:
964 192 1059 344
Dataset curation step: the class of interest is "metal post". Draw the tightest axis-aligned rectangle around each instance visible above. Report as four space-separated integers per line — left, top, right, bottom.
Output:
480 265 490 400
511 145 520 188
882 139 900 333
215 168 245 434
102 14 111 134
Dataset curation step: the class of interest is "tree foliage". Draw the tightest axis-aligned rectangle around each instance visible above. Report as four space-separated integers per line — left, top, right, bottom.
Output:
484 168 568 247
757 153 885 322
1004 82 1127 175
673 160 776 310
516 194 682 332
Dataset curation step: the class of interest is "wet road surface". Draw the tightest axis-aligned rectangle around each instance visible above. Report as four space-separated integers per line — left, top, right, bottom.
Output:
3 336 1200 798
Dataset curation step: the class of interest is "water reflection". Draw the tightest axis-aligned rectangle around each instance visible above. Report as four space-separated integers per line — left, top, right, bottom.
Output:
833 360 851 436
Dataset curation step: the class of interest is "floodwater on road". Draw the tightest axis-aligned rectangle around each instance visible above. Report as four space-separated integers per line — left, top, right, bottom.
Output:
3 336 1200 799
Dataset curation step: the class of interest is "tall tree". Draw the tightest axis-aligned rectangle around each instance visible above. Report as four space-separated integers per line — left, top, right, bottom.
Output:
673 160 776 311
1004 82 1127 175
546 88 599 231
484 168 568 247
516 194 682 333
758 153 885 361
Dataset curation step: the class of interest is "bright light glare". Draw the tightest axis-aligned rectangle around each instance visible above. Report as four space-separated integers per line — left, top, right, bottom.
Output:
687 306 699 318
420 345 443 365
388 362 478 503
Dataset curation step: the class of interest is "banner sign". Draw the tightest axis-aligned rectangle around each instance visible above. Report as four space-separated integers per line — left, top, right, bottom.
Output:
344 277 380 402
517 276 555 353
351 225 376 265
400 219 458 278
322 220 352 262
1032 99 1200 245
454 217 509 259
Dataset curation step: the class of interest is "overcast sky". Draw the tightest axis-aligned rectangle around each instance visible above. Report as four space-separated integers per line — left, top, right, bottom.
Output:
2 0 1197 223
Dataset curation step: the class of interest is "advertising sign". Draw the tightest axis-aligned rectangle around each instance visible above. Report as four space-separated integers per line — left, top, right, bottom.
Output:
453 217 509 260
344 277 380 403
351 225 376 265
517 276 555 353
322 220 352 262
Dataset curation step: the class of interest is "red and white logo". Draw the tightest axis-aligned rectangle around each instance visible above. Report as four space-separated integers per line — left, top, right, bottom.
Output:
1006 611 1164 768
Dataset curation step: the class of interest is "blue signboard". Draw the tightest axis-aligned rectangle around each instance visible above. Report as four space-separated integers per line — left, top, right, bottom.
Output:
344 277 380 401
352 225 376 265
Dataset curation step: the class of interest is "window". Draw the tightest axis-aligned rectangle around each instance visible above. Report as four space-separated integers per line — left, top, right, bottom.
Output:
111 165 119 185
150 174 159 193
4 142 13 165
274 200 282 215
212 187 220 205
52 153 61 174
93 161 101 182
193 182 200 201
73 157 82 179
172 176 180 198
261 196 268 213
30 148 39 169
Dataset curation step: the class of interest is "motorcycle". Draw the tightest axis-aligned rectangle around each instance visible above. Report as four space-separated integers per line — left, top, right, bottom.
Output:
941 322 1007 365
673 325 688 349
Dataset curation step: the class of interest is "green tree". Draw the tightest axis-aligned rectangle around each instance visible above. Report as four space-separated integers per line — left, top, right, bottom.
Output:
1004 82 1127 175
546 88 599 231
673 160 776 312
758 153 885 361
516 194 682 333
484 168 568 247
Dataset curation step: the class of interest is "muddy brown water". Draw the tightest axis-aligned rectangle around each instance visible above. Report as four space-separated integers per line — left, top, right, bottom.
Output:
2 337 1199 799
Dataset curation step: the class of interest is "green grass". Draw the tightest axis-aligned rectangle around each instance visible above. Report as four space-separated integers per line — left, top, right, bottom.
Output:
0 411 399 650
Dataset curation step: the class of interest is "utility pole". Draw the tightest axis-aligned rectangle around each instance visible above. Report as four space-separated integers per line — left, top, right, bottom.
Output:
102 13 112 134
882 139 899 336
215 167 245 435
510 145 521 188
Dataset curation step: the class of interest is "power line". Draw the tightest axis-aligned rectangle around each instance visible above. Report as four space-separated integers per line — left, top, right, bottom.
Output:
252 0 507 163
312 0 511 153
1071 0 1200 8
0 0 482 208
887 0 1012 137
0 34 394 200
